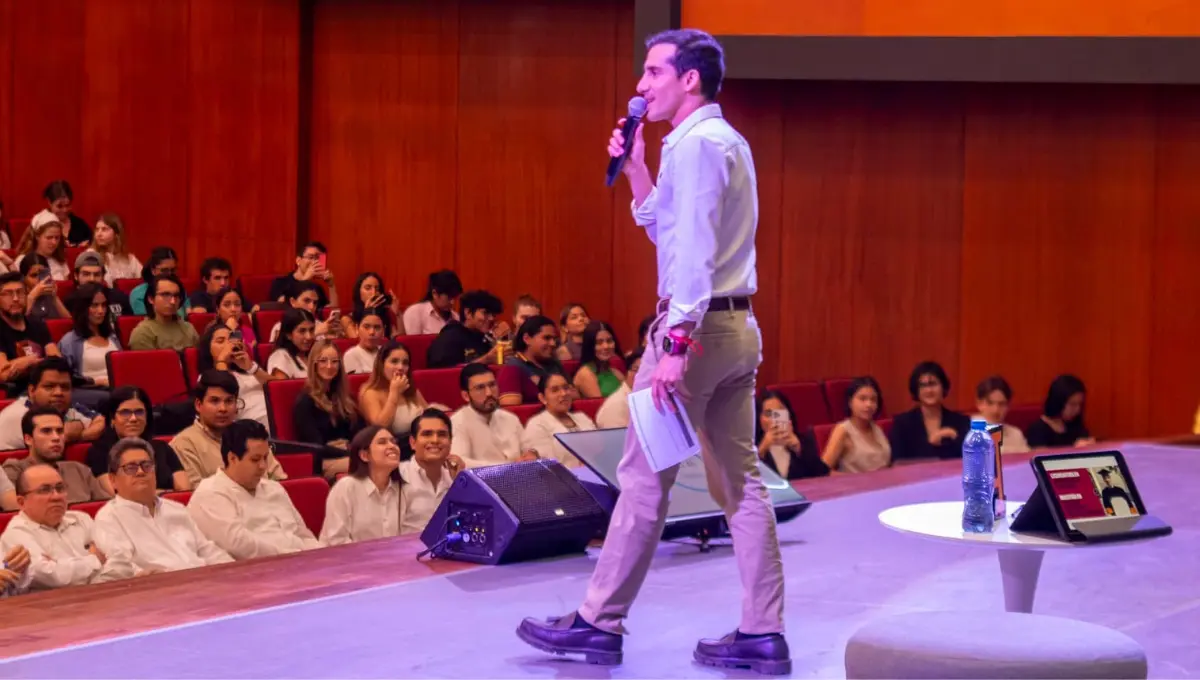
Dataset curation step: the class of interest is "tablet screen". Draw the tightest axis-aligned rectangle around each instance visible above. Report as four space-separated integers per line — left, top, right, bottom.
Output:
1041 454 1141 530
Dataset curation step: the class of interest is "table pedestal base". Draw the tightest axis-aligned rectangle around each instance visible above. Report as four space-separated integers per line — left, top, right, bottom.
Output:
997 549 1044 613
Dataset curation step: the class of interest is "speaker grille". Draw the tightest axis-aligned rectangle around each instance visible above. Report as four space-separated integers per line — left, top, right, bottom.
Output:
473 460 602 525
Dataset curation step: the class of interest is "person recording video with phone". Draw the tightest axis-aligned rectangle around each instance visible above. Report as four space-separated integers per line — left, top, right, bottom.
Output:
19 255 68 322
755 390 828 480
341 272 403 339
197 322 272 427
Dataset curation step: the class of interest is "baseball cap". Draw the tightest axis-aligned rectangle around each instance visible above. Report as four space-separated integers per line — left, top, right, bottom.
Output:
74 251 104 271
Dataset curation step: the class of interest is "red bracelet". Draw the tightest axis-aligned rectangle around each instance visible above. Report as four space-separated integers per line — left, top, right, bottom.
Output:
669 331 704 357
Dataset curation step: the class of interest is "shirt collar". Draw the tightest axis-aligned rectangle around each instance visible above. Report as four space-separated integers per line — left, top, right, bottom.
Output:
113 494 161 517
663 103 723 150
19 509 82 532
355 474 399 498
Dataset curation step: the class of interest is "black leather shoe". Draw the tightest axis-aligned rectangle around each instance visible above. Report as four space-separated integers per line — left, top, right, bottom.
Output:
516 611 623 666
693 630 792 675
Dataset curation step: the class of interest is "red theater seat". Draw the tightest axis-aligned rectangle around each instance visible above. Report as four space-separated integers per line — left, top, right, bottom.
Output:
116 316 141 346
264 379 306 440
256 342 276 368
253 309 283 343
766 381 832 429
878 417 894 437
281 477 329 536
46 318 74 343
561 360 580 379
163 491 192 505
239 275 278 306
114 278 141 295
183 347 199 384
55 280 76 300
0 512 14 533
107 350 190 406
413 368 464 409
187 312 216 333
574 398 604 423
505 404 542 425
9 218 30 245
73 500 108 517
333 337 356 355
65 442 89 465
393 335 434 371
276 453 315 480
0 450 26 466
347 372 369 398
813 423 836 453
1006 404 1041 433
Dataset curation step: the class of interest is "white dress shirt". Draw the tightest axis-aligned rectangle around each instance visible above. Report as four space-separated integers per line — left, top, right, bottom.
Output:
398 459 453 535
595 382 632 429
188 470 321 559
450 406 526 466
266 348 308 379
402 301 458 336
320 474 401 546
94 496 233 574
522 410 597 469
342 346 378 375
632 103 758 327
0 510 127 588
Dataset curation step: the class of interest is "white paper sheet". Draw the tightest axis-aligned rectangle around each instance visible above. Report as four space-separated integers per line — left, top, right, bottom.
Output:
628 387 702 472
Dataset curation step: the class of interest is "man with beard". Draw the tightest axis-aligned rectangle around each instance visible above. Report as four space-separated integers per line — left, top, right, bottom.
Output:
450 364 537 467
399 409 464 535
0 272 61 390
2 407 109 504
72 252 133 320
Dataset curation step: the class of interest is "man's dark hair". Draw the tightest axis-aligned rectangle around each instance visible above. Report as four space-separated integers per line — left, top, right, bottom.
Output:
976 375 1013 401
107 437 154 476
645 29 725 101
286 280 322 303
625 344 645 366
28 357 72 393
146 274 184 319
460 290 502 316
21 405 64 437
43 180 74 203
193 369 240 402
514 294 541 312
1099 469 1112 478
424 270 463 301
537 367 568 396
409 407 452 439
459 363 494 391
200 257 233 280
222 419 269 462
514 315 556 352
0 271 22 288
298 241 327 257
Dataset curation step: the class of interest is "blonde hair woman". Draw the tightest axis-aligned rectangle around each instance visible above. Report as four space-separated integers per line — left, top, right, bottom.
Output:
14 211 69 281
88 213 142 284
292 339 360 477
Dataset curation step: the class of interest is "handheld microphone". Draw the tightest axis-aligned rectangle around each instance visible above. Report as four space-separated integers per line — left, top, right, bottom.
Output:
606 96 648 187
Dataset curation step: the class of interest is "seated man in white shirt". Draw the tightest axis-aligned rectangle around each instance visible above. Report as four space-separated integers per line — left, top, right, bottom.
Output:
595 346 642 429
0 464 120 589
94 438 233 575
399 409 464 535
188 419 321 559
0 357 104 450
450 363 536 467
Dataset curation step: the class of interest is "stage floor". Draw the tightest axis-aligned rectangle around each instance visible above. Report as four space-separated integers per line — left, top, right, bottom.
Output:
2 444 1196 678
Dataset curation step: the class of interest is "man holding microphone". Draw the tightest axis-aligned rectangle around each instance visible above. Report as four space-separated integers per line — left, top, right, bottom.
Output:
516 28 790 675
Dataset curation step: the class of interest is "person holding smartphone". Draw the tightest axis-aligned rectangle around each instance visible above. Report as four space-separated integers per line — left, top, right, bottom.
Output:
20 255 68 322
268 241 338 310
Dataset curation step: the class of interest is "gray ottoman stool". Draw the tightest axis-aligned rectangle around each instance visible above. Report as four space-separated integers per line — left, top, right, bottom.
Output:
845 611 1147 679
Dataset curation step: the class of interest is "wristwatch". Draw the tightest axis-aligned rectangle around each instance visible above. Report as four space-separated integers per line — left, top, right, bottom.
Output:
662 333 690 356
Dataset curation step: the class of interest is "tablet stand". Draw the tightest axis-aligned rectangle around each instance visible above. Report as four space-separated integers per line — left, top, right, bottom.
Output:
1010 484 1063 537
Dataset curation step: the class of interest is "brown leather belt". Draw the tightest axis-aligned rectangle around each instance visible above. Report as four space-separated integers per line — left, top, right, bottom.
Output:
657 296 752 314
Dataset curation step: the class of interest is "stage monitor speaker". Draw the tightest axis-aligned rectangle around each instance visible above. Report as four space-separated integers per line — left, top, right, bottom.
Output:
420 459 608 565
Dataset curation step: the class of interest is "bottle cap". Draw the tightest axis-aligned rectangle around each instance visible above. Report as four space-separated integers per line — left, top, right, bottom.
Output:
970 417 988 431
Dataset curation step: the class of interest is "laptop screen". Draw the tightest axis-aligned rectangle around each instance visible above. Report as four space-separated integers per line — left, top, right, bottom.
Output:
557 428 806 521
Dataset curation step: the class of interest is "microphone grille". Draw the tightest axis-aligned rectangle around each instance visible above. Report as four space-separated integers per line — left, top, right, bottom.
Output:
628 96 648 117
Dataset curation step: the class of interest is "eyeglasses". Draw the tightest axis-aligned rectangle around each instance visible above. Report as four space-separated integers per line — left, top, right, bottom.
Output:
116 408 147 419
26 483 67 496
156 292 182 300
0 289 26 299
119 460 155 475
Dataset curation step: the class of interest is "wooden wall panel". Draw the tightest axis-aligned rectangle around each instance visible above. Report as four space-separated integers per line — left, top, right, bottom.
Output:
0 0 13 211
308 0 461 305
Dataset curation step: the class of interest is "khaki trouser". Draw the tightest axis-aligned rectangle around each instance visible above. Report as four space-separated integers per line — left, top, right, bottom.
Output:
578 304 784 635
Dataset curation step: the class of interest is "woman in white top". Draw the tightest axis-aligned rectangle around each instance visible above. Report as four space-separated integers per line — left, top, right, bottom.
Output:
267 308 315 379
58 283 122 386
358 340 432 440
199 322 273 427
522 370 596 468
974 375 1031 454
821 377 891 474
89 213 142 285
14 210 70 281
320 425 402 546
343 308 387 374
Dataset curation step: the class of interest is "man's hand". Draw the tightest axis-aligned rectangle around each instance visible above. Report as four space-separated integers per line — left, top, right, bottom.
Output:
4 545 30 574
87 543 107 565
650 354 688 413
608 117 646 176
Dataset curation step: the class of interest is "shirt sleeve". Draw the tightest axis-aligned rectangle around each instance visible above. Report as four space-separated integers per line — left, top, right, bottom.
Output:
170 436 205 488
319 479 354 546
665 137 729 328
632 187 660 244
2 523 103 588
91 513 147 581
188 490 288 560
186 515 235 565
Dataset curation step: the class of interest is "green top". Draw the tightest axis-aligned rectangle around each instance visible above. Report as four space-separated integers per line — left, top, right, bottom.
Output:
592 364 622 398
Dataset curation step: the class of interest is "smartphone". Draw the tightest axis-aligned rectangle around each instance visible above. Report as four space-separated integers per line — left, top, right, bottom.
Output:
377 293 393 309
326 308 341 322
318 253 328 271
229 329 243 342
768 409 791 433
39 269 52 284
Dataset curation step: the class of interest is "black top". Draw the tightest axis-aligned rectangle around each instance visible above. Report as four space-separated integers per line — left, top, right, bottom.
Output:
1100 486 1134 514
888 406 972 461
105 286 134 319
504 354 563 403
86 433 184 490
188 290 218 311
759 430 830 481
0 317 53 391
1025 418 1090 449
268 273 329 308
426 322 492 369
65 214 93 247
293 392 359 458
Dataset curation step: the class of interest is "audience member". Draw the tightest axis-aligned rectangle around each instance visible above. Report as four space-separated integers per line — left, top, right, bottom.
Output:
427 290 505 368
889 361 971 460
0 271 61 392
0 465 13 511
73 251 133 319
188 257 233 312
42 180 91 247
88 212 142 284
403 269 462 336
358 340 432 442
198 322 271 427
974 375 1030 454
129 275 199 350
171 371 285 486
596 346 642 429
130 247 189 316
631 313 656 358
342 272 402 338
0 463 122 588
343 308 385 374
14 211 69 280
751 390 829 479
522 370 596 468
267 308 315 379
1026 374 1094 449
269 281 340 341
94 438 233 575
320 426 402 546
295 339 361 477
269 241 338 310
512 294 542 331
19 254 68 321
555 303 590 362
2 407 110 504
819 378 890 474
207 288 257 357
58 284 121 387
0 358 102 449
399 409 463 535
86 387 188 495
450 364 535 466
501 315 562 406
573 321 625 399
188 420 321 558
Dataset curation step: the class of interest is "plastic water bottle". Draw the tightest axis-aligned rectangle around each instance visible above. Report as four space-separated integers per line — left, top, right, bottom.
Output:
962 418 996 533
